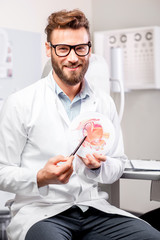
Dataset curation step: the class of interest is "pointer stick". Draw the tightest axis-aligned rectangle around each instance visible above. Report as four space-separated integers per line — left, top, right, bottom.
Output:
69 135 87 157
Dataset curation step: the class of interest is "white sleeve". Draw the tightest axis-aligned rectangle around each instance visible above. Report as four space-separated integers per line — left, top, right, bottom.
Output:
0 95 41 196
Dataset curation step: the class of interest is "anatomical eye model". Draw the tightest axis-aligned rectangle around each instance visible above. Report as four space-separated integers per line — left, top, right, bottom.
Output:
69 112 115 158
77 118 109 151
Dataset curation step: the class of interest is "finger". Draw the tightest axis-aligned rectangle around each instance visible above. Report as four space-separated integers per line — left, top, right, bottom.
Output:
57 156 73 174
50 155 74 166
50 155 66 165
77 154 101 169
56 156 74 166
85 154 101 168
66 156 74 163
92 153 106 162
59 167 73 184
86 154 100 162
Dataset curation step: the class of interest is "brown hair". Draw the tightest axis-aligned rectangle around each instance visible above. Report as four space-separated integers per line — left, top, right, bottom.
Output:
45 9 90 42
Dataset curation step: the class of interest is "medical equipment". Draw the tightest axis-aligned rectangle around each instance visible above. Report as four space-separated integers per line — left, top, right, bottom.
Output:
94 26 160 90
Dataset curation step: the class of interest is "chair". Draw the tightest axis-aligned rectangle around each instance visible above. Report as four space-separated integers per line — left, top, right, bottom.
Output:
0 210 11 240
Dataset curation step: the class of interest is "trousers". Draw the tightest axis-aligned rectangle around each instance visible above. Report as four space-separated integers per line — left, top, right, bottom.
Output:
140 207 160 231
25 206 160 240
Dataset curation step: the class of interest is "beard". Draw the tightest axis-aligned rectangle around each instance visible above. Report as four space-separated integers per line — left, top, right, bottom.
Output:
51 54 89 86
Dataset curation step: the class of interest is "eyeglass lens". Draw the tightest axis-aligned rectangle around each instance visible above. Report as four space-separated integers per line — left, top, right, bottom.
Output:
55 44 90 57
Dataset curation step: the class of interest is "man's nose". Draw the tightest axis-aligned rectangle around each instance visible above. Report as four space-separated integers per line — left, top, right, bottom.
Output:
67 49 79 62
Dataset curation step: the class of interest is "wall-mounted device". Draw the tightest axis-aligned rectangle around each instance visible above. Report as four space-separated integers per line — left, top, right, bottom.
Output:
94 26 160 90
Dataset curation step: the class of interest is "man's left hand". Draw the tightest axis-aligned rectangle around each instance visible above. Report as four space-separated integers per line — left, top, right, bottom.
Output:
78 153 106 169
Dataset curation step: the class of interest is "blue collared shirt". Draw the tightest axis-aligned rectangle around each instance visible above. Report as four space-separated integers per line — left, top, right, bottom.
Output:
55 81 90 121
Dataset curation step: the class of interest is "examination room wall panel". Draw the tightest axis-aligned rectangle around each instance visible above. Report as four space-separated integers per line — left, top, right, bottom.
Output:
92 0 160 214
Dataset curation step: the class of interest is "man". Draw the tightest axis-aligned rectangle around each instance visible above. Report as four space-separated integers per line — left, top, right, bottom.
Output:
0 9 159 240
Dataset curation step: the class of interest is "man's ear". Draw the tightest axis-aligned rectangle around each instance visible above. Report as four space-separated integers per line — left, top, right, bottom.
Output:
45 42 51 57
89 46 92 57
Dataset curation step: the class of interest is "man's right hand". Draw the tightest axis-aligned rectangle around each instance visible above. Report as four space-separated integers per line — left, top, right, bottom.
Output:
37 155 74 188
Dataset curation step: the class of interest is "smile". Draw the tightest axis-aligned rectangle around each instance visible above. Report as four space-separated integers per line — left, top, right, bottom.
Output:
68 66 78 69
65 65 81 71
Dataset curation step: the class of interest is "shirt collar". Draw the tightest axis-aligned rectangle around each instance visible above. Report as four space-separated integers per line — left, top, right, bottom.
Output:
55 79 90 101
55 82 64 96
77 80 90 100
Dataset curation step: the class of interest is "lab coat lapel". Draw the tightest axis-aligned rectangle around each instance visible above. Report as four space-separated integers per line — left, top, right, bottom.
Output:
47 71 71 126
80 94 98 114
56 96 71 126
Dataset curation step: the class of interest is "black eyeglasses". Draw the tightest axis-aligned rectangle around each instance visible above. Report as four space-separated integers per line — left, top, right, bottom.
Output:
49 41 91 57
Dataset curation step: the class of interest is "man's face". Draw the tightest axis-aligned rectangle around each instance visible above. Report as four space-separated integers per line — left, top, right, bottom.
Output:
46 28 91 86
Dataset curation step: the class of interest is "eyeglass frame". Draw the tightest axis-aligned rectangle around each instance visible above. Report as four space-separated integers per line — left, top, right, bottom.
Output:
49 41 92 57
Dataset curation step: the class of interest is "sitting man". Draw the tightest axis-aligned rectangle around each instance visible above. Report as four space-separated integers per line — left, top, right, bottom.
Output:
0 9 160 240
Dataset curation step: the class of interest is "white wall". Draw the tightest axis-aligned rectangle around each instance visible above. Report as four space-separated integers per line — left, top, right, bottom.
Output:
92 0 160 214
0 0 92 71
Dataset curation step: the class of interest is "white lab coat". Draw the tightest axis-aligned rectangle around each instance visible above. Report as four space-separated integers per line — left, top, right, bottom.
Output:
0 72 135 240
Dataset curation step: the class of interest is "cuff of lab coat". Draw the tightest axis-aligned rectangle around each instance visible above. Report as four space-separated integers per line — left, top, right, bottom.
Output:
90 167 101 175
38 185 49 196
84 166 102 181
20 169 49 197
